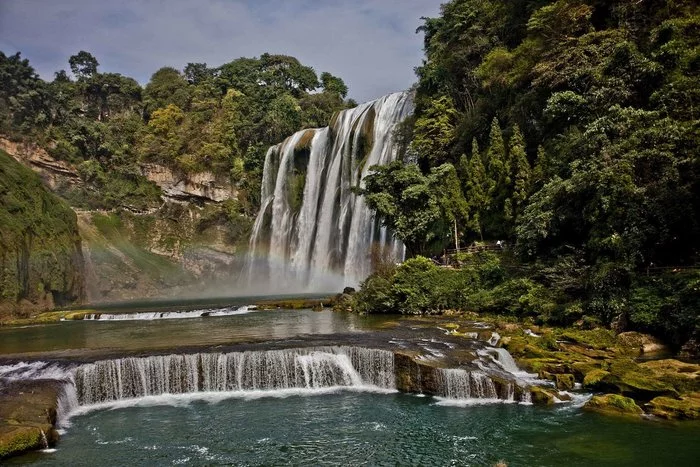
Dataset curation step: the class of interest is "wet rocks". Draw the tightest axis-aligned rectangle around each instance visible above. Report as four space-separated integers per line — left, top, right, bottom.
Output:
584 394 644 417
0 379 61 459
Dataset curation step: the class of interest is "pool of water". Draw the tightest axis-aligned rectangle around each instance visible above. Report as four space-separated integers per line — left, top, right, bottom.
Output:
10 390 700 466
0 308 375 357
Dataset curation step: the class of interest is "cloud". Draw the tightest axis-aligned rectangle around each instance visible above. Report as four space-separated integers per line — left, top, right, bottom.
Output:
0 0 442 102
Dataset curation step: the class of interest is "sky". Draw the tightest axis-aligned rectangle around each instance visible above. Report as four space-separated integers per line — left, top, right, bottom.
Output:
0 0 443 103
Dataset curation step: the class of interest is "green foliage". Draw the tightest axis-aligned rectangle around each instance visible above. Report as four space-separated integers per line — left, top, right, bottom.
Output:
410 95 457 167
377 0 700 345
0 149 82 306
320 72 348 98
0 50 353 213
69 50 99 80
362 161 469 256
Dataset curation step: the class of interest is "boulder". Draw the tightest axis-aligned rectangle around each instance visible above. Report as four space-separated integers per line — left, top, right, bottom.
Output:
530 386 557 405
616 331 669 356
555 374 575 391
648 393 700 420
583 394 643 417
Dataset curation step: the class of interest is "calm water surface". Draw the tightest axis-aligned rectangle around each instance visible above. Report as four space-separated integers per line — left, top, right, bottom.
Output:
0 307 376 356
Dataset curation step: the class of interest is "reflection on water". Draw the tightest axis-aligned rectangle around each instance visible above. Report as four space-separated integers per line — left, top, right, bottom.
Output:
0 308 371 356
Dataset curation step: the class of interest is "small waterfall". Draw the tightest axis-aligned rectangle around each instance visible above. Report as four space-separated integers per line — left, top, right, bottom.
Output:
246 91 414 290
74 347 395 405
82 306 252 321
435 369 499 400
489 348 520 373
39 430 49 449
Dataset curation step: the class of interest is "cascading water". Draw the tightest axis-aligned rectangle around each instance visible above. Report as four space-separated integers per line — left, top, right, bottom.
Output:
246 91 413 290
74 347 395 405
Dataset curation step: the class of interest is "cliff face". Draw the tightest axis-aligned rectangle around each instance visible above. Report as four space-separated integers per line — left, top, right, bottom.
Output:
0 150 84 315
77 203 249 303
140 163 237 203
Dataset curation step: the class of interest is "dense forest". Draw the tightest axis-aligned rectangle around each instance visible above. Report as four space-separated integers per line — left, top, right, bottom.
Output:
355 0 699 351
0 50 353 214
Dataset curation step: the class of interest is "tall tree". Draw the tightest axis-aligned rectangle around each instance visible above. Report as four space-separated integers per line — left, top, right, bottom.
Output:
507 124 531 225
69 51 99 80
320 72 348 98
464 138 489 239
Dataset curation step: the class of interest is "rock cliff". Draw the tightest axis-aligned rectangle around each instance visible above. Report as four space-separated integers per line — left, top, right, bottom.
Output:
0 149 84 316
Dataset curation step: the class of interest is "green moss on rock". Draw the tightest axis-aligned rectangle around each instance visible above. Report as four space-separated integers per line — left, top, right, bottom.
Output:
584 394 643 417
530 386 557 405
555 373 575 390
0 149 84 315
648 393 700 420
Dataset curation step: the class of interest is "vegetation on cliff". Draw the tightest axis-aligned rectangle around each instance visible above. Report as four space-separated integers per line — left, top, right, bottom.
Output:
0 50 353 213
356 0 699 352
0 149 83 314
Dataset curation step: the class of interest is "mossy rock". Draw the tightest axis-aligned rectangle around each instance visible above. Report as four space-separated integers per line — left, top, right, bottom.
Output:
583 369 610 388
648 393 700 420
0 426 44 459
571 361 601 382
583 394 643 417
503 337 549 359
559 329 616 350
639 359 700 393
555 374 575 391
530 386 557 405
582 359 678 401
616 331 669 356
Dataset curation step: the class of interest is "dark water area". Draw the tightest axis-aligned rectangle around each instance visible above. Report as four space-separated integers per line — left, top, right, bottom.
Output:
9 391 700 466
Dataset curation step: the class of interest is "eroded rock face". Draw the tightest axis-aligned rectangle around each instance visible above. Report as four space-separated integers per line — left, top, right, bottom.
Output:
141 163 236 203
0 138 82 192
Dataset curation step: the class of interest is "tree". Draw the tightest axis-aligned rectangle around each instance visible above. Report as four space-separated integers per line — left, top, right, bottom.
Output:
320 72 348 98
184 62 213 85
410 95 457 167
69 51 99 80
144 67 190 115
464 139 489 239
362 162 442 256
0 51 50 133
506 124 531 224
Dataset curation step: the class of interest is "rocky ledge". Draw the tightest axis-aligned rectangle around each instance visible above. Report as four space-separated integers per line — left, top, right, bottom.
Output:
0 380 61 460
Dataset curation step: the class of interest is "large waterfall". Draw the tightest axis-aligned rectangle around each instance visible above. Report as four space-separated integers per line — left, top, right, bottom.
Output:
247 91 414 290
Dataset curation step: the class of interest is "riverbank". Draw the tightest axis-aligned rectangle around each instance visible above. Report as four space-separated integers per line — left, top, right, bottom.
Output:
425 311 700 420
0 296 337 327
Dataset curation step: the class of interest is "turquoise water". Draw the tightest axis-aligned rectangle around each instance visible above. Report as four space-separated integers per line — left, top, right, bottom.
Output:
11 391 700 466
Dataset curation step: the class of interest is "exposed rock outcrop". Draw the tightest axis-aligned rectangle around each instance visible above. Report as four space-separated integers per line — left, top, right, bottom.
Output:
0 138 82 192
141 163 236 203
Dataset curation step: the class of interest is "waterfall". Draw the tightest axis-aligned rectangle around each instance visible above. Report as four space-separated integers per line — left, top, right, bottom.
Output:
246 91 413 290
74 347 395 405
435 369 499 400
82 306 252 321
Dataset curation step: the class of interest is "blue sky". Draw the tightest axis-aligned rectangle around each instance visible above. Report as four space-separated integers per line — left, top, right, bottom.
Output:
0 0 442 102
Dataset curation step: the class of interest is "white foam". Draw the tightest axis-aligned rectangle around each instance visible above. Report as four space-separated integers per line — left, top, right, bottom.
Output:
68 385 398 417
82 306 253 321
433 397 518 407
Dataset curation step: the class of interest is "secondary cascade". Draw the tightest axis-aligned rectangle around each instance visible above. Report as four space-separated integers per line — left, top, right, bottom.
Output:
246 91 414 290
